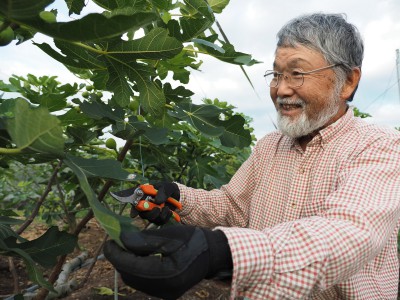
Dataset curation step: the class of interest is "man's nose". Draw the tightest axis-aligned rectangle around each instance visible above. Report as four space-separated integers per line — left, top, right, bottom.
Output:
275 77 295 99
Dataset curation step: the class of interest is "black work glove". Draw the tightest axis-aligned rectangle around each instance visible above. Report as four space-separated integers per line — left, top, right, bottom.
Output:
138 182 181 226
103 225 233 300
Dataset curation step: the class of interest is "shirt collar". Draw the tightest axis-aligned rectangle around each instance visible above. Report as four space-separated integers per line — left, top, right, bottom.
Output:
289 106 355 150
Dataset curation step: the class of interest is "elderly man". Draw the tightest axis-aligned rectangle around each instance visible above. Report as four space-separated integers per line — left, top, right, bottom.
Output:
104 13 400 299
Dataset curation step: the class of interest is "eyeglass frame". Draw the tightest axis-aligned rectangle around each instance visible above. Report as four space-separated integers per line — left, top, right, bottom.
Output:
263 63 341 88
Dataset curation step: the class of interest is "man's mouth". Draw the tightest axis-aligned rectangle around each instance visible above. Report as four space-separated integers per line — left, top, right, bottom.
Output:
280 103 303 111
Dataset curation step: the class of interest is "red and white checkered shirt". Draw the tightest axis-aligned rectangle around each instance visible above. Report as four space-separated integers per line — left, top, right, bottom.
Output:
178 108 400 299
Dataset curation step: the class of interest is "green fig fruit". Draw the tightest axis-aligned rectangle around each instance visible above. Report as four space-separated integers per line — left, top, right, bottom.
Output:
39 11 57 23
105 138 117 150
0 25 14 46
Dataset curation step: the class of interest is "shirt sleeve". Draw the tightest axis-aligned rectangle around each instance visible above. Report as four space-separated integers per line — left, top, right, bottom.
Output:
218 135 400 299
177 134 279 228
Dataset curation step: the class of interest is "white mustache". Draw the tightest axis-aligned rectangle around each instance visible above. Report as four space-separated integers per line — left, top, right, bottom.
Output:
277 97 305 107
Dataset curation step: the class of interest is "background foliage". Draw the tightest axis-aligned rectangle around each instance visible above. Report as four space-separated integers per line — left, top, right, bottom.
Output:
0 0 258 296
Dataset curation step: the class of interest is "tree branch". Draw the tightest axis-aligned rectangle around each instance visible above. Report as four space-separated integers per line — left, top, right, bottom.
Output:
35 139 134 300
78 233 108 288
16 160 63 235
8 257 20 294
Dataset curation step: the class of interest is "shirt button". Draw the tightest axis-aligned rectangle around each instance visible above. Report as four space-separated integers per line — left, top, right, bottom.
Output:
298 168 305 174
291 202 297 207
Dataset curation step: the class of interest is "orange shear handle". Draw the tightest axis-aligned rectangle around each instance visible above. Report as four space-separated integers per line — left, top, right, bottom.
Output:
135 200 181 223
139 184 182 210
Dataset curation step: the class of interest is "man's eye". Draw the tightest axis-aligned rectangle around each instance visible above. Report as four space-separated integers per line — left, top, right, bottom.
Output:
272 72 280 78
291 71 303 78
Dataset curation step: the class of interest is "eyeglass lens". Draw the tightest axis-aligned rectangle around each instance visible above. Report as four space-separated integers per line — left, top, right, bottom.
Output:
264 72 304 88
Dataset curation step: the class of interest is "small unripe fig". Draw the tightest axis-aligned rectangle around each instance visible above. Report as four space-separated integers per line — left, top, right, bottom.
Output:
105 138 117 149
39 11 57 23
0 24 14 46
82 91 90 98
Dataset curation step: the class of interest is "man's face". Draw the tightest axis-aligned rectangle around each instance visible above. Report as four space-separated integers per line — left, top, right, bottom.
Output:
270 45 347 138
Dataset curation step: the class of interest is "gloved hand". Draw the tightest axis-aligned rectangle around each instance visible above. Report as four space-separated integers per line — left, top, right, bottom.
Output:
103 225 233 300
138 182 181 225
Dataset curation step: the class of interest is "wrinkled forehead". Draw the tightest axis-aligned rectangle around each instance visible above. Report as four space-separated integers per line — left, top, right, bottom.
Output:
273 45 326 68
274 43 323 57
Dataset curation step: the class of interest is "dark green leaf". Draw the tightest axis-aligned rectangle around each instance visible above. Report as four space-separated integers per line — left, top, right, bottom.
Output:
58 108 92 126
189 156 219 187
0 80 19 92
180 17 213 42
196 38 261 66
158 51 199 84
164 83 194 104
0 0 54 20
126 64 166 116
65 0 85 15
219 115 252 148
14 12 158 42
80 101 124 121
37 94 68 111
6 98 65 155
64 155 139 248
112 115 147 140
34 41 106 70
93 0 147 10
92 70 110 90
109 27 183 60
0 216 24 225
207 0 230 13
183 0 214 21
92 0 119 10
151 0 175 10
4 226 77 268
169 103 225 137
166 19 182 41
56 40 107 69
192 38 225 53
143 127 169 145
0 237 55 291
0 209 19 217
105 63 133 107
130 143 179 171
0 223 25 241
102 2 153 18
66 127 97 144
66 154 135 181
0 98 17 117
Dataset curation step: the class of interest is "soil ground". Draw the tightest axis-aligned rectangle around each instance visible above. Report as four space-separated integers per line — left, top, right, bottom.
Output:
0 218 230 300
2 219 399 299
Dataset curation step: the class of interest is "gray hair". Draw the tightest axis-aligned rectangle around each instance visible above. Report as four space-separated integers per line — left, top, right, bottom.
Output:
276 13 364 101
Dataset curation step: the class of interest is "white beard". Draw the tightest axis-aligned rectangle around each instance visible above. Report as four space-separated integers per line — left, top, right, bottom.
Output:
276 90 340 138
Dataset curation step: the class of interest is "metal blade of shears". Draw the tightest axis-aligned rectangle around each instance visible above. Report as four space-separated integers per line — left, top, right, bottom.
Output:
110 186 142 205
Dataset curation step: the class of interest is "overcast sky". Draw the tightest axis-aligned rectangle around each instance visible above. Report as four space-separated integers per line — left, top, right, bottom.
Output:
1 0 400 140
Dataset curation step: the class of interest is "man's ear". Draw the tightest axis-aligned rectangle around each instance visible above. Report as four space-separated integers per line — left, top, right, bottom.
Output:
341 67 361 100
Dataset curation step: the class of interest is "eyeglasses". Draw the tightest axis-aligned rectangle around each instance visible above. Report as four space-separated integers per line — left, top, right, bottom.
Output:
264 64 340 88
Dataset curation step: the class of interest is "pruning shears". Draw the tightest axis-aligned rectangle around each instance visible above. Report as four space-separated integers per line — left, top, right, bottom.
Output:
110 184 182 223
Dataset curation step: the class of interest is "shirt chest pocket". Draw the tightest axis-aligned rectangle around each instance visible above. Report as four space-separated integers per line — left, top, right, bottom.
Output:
302 173 339 218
